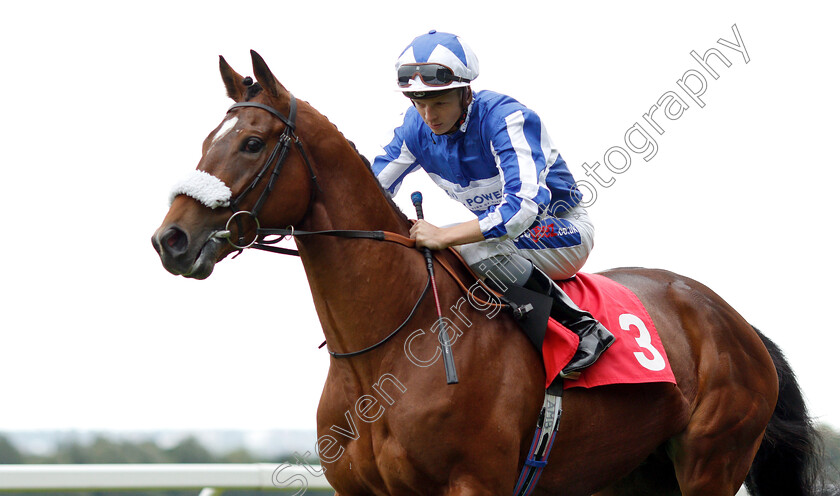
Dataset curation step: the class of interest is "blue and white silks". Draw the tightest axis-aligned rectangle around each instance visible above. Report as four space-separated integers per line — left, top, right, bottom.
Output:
372 90 584 247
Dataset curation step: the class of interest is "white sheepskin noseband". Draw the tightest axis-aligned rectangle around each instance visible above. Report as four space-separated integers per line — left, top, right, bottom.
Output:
169 170 232 209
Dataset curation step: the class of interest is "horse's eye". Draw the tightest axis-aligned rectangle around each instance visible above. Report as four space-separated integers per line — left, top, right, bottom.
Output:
242 137 265 153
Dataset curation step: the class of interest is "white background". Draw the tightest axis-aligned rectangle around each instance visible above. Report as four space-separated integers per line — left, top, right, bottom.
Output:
1 1 837 435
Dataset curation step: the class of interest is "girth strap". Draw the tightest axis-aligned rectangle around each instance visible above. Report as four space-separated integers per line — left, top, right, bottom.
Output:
513 384 564 495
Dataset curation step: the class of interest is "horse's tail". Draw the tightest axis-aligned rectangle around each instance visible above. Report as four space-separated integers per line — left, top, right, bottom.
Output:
745 326 826 496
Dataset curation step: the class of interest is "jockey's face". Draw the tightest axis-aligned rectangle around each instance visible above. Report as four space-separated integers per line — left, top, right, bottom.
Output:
412 90 463 135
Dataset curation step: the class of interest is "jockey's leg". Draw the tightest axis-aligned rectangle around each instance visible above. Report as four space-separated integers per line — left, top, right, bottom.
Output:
521 263 615 374
469 252 615 374
460 206 614 374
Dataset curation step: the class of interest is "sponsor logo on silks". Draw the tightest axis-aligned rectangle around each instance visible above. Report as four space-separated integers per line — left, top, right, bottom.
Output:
521 223 579 240
464 191 504 209
425 173 503 212
529 224 559 240
514 219 582 250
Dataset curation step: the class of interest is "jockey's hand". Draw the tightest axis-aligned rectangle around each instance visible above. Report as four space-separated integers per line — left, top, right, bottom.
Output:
410 219 485 251
410 220 449 251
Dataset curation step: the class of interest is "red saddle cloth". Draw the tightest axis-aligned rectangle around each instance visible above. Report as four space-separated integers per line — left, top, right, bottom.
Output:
542 273 676 389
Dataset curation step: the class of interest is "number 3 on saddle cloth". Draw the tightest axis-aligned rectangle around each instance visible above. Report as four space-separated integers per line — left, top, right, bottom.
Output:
507 272 676 390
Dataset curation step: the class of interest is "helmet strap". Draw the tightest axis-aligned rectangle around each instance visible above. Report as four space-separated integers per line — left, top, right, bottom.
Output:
456 87 472 129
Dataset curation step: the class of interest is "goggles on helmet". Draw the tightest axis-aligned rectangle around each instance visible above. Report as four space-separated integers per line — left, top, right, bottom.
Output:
397 63 471 88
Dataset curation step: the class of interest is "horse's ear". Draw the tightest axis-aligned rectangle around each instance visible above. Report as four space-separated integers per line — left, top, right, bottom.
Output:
219 55 246 102
250 50 287 98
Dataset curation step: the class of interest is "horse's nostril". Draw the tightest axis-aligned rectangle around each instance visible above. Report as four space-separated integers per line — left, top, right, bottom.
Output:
161 226 189 256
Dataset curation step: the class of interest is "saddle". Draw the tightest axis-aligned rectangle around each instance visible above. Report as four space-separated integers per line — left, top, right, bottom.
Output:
432 248 675 390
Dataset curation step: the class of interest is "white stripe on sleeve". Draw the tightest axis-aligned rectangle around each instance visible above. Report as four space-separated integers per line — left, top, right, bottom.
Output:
377 141 417 195
503 110 540 236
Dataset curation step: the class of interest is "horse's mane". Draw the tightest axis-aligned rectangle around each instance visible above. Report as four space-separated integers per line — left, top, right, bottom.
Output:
245 81 410 226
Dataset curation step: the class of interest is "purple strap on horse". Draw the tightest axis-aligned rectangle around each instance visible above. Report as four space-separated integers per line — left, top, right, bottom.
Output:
513 386 563 495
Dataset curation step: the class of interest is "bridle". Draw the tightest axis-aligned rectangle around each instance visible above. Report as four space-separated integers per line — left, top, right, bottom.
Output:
214 93 511 358
215 94 438 358
218 95 429 257
222 95 320 252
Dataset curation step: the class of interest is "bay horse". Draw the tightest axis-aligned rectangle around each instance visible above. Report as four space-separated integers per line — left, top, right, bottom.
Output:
152 51 823 495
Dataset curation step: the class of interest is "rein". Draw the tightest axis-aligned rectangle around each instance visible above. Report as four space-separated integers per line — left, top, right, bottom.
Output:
217 97 510 359
254 226 415 253
251 224 512 358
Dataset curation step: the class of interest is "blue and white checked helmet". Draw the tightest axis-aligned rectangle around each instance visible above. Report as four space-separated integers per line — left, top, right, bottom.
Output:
396 30 479 95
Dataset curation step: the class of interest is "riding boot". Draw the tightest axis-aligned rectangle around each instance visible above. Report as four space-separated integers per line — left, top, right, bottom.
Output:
523 267 616 375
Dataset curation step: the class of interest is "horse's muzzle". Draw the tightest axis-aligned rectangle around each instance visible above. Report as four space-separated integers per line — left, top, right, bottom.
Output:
152 225 224 279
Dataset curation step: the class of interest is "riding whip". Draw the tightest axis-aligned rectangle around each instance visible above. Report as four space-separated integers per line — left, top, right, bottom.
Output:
411 191 459 385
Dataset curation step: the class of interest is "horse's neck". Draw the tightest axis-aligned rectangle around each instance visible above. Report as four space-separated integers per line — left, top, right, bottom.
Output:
300 142 409 240
293 125 425 361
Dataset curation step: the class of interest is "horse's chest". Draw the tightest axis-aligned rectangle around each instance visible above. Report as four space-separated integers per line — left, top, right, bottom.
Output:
318 418 406 493
318 386 434 492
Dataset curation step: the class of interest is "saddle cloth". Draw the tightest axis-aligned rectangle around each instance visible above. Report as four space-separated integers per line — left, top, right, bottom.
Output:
543 273 676 389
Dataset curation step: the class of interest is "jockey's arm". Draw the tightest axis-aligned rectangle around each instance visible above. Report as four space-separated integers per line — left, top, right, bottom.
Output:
410 218 484 251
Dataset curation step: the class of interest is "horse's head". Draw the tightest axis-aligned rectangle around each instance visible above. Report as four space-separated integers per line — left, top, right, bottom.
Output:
152 51 315 279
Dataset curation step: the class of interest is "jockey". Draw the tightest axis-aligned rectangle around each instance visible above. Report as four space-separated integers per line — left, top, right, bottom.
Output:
372 30 614 375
